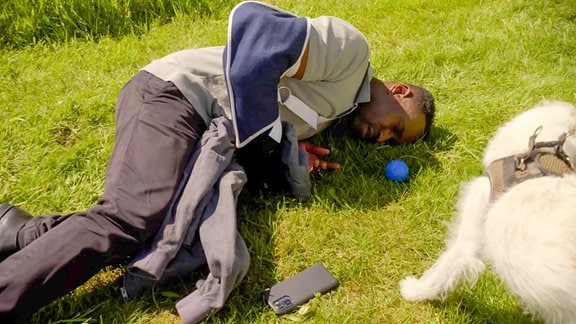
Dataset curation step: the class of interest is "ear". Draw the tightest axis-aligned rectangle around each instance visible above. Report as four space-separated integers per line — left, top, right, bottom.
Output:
389 84 412 98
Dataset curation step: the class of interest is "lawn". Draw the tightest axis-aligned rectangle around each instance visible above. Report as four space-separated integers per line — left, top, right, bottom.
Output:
1 0 575 323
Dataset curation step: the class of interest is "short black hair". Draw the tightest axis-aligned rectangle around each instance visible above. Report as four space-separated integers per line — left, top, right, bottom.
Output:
411 85 435 140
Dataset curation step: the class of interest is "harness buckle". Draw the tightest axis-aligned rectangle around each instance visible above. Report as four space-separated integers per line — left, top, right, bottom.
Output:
556 130 576 170
518 126 575 173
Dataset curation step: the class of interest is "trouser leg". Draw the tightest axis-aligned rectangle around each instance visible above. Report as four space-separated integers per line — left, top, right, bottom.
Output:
0 71 206 322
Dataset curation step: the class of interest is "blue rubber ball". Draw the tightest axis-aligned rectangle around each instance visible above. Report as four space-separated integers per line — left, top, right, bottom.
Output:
385 159 409 182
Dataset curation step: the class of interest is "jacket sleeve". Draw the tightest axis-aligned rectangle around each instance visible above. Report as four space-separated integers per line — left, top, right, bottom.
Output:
224 1 309 148
175 163 250 324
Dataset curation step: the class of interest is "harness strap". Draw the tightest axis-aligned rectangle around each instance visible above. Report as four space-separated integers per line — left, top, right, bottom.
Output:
484 157 517 203
484 126 575 203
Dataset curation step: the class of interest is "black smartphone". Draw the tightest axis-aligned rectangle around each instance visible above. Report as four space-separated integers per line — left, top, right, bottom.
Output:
263 263 339 315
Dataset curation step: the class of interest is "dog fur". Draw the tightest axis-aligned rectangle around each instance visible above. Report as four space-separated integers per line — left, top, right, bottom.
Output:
399 100 576 324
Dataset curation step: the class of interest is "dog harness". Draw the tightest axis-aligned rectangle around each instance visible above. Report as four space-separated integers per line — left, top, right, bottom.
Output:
484 126 576 202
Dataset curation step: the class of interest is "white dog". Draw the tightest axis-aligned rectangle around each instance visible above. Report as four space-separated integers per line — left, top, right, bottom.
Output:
400 100 576 324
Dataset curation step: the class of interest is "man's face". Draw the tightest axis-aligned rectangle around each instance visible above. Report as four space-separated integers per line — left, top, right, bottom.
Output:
352 81 426 144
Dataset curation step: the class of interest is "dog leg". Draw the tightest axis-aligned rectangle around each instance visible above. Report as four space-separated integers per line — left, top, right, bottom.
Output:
400 176 490 302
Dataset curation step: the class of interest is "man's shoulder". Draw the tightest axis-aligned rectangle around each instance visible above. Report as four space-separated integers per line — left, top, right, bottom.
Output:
167 46 225 61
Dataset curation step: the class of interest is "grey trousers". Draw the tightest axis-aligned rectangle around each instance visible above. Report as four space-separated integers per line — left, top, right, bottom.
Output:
0 71 206 322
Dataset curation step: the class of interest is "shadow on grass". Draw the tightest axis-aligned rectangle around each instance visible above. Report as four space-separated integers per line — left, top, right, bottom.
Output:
442 291 540 324
454 297 538 324
408 271 541 324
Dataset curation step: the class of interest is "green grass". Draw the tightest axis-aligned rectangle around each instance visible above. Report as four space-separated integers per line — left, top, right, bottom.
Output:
0 0 233 49
1 0 575 323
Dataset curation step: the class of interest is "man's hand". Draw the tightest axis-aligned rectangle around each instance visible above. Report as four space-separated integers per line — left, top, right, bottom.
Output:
298 141 341 173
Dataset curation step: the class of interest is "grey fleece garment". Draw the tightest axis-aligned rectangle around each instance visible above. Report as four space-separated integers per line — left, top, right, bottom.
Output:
123 117 250 323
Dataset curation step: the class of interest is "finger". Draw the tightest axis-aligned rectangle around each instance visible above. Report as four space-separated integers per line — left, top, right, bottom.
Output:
298 141 313 151
298 142 332 157
318 161 341 170
308 145 331 157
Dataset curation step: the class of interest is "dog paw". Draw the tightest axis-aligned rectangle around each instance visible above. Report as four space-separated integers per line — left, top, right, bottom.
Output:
399 276 439 302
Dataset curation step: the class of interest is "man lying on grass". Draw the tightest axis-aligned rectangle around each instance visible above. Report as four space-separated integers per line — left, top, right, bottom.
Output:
0 1 434 323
